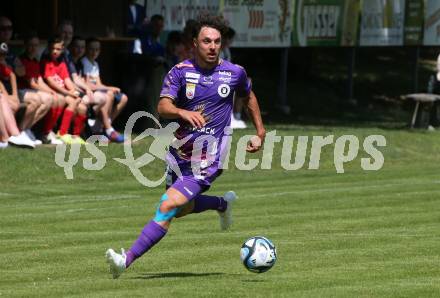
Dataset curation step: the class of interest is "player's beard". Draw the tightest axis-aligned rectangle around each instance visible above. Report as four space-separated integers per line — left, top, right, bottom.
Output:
195 50 218 69
203 50 219 67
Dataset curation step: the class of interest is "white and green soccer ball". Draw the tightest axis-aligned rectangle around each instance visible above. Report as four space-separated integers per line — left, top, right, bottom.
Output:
240 236 277 273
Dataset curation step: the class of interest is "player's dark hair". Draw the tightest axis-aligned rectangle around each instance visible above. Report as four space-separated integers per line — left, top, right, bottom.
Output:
193 14 228 39
47 35 64 47
224 27 236 40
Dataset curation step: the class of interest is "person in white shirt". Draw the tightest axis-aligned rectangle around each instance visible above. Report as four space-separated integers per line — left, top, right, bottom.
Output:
82 38 127 143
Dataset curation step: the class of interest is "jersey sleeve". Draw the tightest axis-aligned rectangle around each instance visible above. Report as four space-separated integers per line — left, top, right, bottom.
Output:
235 65 252 97
160 66 181 102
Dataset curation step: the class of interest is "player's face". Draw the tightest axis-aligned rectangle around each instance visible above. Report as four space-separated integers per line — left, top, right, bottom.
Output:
86 41 100 60
71 40 85 59
50 42 64 60
25 37 39 58
194 26 221 67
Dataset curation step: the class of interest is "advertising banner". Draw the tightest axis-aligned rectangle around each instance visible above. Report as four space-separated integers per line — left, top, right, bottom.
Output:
291 0 347 47
221 0 292 47
359 0 405 46
146 0 220 31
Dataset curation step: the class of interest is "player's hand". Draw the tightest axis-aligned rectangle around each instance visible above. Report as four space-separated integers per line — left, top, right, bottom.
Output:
70 90 79 98
69 93 81 101
246 135 263 153
179 110 205 128
81 95 90 105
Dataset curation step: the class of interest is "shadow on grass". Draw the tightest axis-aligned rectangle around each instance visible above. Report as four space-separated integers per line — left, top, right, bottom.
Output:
133 272 225 280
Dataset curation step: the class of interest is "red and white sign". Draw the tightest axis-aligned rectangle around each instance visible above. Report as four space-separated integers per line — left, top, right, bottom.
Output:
248 10 264 28
222 0 292 47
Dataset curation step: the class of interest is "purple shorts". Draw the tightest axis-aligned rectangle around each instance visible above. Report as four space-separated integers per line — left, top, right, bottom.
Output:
165 163 223 201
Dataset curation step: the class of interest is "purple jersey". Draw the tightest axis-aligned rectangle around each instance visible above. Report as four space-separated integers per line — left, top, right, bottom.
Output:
160 59 251 169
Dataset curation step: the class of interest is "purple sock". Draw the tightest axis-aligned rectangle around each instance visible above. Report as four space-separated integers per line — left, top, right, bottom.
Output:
125 220 167 268
192 194 227 213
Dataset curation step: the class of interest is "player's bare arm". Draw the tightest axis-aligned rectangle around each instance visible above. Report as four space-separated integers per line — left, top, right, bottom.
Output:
9 71 18 97
157 97 206 128
240 90 265 152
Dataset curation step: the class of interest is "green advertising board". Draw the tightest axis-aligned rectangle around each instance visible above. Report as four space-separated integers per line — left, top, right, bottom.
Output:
292 0 347 46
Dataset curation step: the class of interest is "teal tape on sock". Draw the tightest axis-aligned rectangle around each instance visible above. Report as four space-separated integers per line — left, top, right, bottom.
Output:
154 193 179 222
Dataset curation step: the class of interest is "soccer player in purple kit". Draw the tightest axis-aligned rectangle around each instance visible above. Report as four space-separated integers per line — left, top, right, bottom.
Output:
106 14 266 279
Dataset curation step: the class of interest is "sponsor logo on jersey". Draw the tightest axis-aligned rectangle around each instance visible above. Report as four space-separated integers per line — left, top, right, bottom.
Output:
217 83 231 98
185 78 199 84
186 83 196 99
185 72 201 79
219 76 231 83
191 126 216 135
219 70 232 76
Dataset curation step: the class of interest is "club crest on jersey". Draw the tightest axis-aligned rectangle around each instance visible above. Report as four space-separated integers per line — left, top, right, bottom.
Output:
217 84 230 98
186 83 196 99
202 75 213 85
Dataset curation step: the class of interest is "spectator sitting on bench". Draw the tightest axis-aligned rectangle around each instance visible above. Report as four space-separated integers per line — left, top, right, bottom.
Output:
18 34 56 144
0 16 25 77
56 21 107 132
41 36 88 144
0 80 34 148
82 37 127 143
0 42 43 144
69 36 113 142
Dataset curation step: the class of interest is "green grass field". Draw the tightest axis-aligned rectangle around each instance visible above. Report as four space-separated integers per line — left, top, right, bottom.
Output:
1 125 440 297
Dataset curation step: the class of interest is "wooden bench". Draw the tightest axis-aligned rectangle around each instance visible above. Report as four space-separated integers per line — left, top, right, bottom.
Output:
403 93 440 128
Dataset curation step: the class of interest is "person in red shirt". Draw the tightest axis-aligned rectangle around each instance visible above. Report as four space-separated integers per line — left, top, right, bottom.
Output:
0 42 42 143
0 58 19 111
41 36 89 144
18 34 56 143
